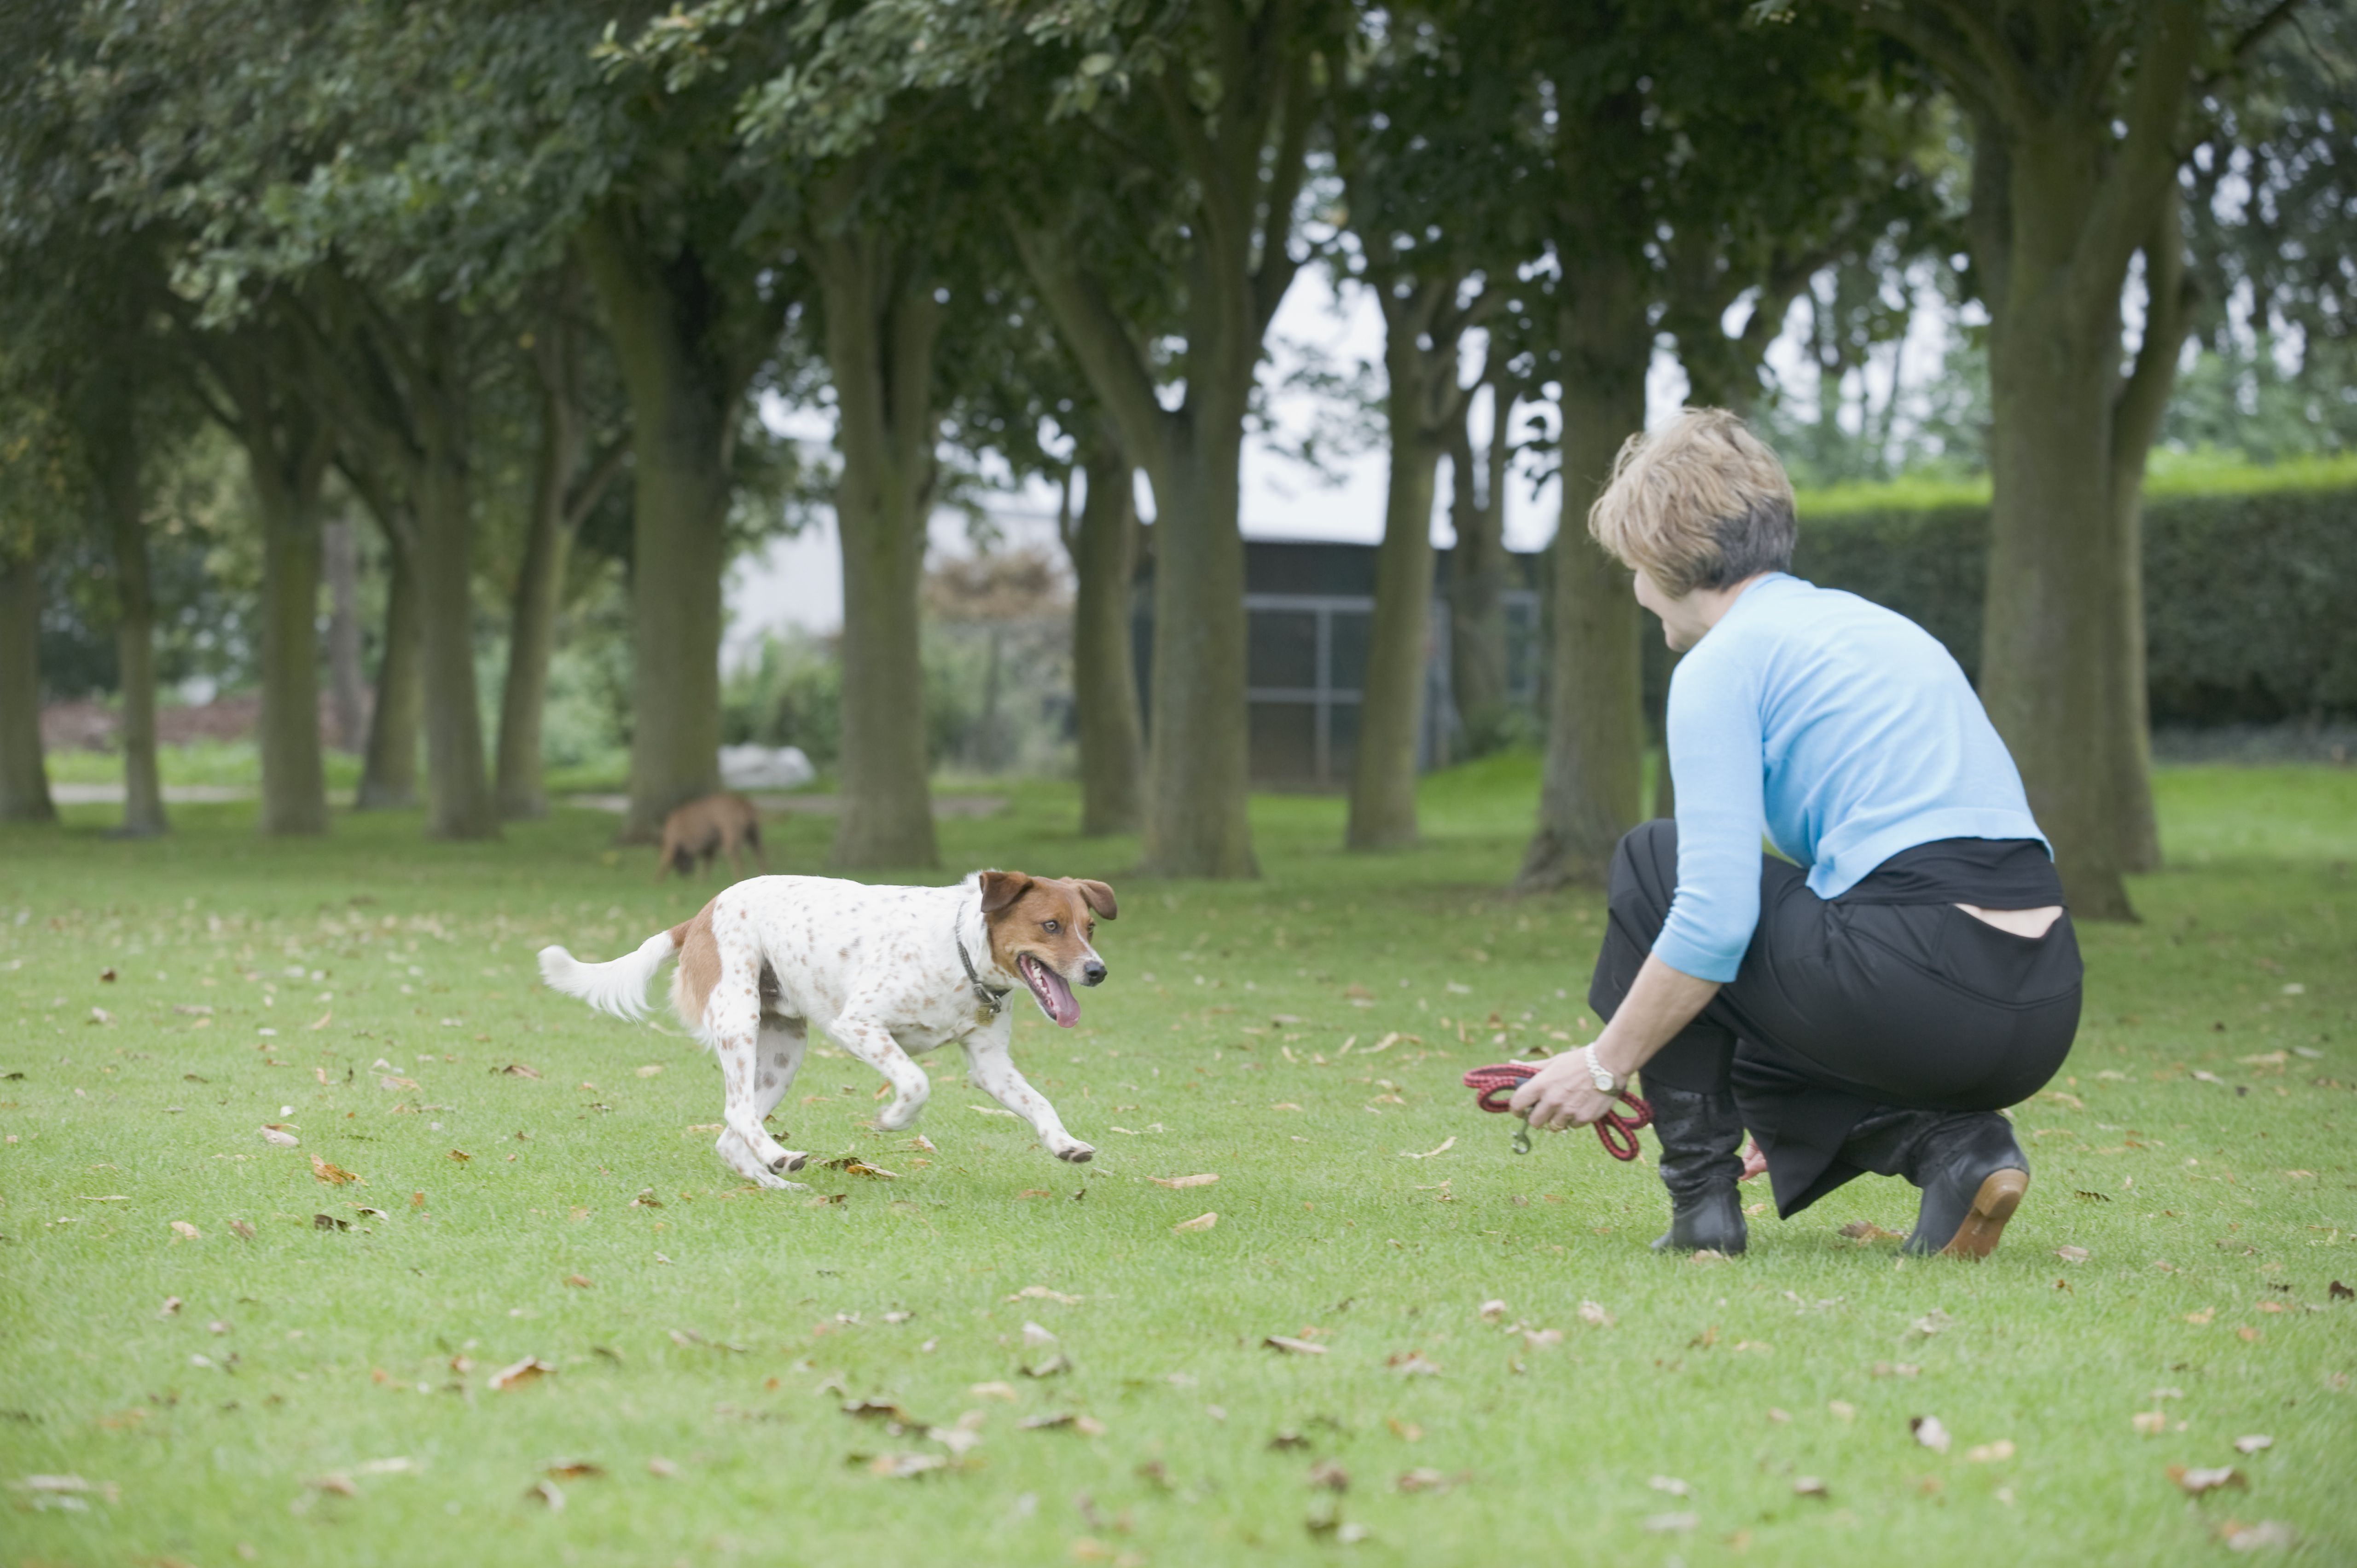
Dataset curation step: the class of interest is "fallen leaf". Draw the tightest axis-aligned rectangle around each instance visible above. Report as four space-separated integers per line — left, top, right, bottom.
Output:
310 1156 357 1186
1478 1299 1507 1322
488 1357 556 1391
1649 1475 1692 1496
544 1460 604 1481
2186 1307 2216 1325
1387 1418 1423 1441
2132 1411 2169 1435
1265 1336 1327 1355
1794 1475 1831 1499
2234 1435 2273 1455
310 1474 357 1498
1910 1309 1954 1337
1308 1458 1350 1492
1396 1467 1459 1493
157 1296 183 1317
821 1156 900 1179
259 1126 300 1148
1269 1431 1310 1450
2221 1521 2297 1551
1387 1351 1442 1377
1172 1212 1218 1232
447 1149 471 1163
1006 1285 1083 1305
2056 1245 2090 1263
564 1274 593 1289
1643 1512 1698 1534
2168 1464 2247 1496
970 1381 1019 1401
2237 1326 2262 1343
313 1213 349 1232
1400 1137 1456 1160
99 967 116 982
527 1479 564 1510
229 1219 255 1241
1578 1300 1614 1328
1965 1440 2016 1463
1910 1415 1952 1453
1828 1400 1857 1421
1022 1321 1059 1350
1022 1353 1070 1378
1150 1173 1219 1188
867 1452 947 1479
635 1065 663 1078
500 1064 541 1079
1840 1221 1901 1242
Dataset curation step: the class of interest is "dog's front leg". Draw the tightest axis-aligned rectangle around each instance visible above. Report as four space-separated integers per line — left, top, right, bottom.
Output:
828 1010 933 1132
962 1029 1093 1163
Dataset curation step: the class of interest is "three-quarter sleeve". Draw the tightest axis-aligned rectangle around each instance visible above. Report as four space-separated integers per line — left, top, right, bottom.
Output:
1652 646 1768 983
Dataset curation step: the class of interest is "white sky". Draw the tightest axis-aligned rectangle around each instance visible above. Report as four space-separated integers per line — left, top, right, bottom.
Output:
722 264 1950 659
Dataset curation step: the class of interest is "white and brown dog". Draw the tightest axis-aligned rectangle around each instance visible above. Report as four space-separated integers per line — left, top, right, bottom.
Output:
538 869 1115 1187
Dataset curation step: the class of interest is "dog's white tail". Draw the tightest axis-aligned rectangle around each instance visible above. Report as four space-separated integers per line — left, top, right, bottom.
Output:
538 929 679 1023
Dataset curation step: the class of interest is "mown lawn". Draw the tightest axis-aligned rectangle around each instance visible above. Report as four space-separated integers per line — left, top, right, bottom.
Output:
1 759 2352 1567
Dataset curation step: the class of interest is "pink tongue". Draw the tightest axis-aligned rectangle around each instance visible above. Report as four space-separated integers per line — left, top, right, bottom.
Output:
1029 960 1079 1028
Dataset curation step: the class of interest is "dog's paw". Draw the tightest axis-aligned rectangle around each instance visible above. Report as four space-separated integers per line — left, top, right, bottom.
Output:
875 1099 928 1133
1054 1142 1096 1164
742 1166 804 1191
769 1150 809 1175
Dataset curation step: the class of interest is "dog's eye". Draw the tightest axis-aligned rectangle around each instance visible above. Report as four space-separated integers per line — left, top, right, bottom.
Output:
1042 919 1061 934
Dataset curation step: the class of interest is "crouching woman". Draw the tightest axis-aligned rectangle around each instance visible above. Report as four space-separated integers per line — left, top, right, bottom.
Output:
1510 409 2082 1259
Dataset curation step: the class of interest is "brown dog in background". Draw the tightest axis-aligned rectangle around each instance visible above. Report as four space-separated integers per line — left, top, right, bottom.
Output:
657 793 768 883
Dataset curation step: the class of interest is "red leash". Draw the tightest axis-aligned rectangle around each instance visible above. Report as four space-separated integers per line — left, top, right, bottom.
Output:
1463 1061 1653 1160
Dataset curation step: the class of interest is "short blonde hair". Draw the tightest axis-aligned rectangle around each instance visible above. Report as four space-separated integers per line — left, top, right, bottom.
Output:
1586 408 1797 598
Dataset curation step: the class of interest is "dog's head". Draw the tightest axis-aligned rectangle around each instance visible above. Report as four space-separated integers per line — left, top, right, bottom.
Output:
977 870 1116 1029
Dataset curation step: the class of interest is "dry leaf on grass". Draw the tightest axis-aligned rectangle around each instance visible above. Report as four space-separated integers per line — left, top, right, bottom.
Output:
867 1452 948 1479
1006 1286 1083 1305
1794 1476 1831 1499
309 1473 358 1498
1150 1173 1219 1188
229 1219 255 1241
310 1156 357 1186
1643 1512 1699 1534
447 1149 471 1163
313 1213 350 1232
2221 1521 2297 1551
1965 1440 2016 1463
2169 1464 2247 1496
1387 1351 1442 1376
1838 1221 1900 1242
1307 1458 1350 1492
1171 1212 1218 1232
1023 1353 1071 1378
544 1460 604 1481
563 1274 593 1289
2234 1435 2273 1455
635 1065 663 1078
258 1124 300 1149
1910 1415 1952 1453
2133 1411 2169 1435
499 1063 541 1079
527 1479 564 1510
646 1458 680 1479
1264 1335 1326 1355
2056 1245 2090 1263
1910 1309 1954 1337
1400 1137 1456 1160
1396 1467 1464 1494
970 1381 1019 1401
488 1357 556 1391
1649 1476 1692 1497
1022 1322 1058 1349
1578 1300 1614 1328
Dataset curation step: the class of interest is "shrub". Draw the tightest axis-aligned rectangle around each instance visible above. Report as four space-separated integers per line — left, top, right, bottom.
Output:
1789 460 2357 725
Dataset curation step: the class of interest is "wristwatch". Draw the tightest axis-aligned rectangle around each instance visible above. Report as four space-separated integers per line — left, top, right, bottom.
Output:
1578 1045 1617 1094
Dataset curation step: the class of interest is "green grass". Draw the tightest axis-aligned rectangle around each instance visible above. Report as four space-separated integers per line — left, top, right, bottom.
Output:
1 763 2352 1567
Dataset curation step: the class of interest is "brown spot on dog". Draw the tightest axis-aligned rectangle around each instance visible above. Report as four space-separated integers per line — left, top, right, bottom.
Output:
669 901 722 1028
982 873 1116 980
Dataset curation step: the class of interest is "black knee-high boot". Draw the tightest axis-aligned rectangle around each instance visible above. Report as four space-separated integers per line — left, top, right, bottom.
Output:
1841 1108 2029 1258
1643 1081 1747 1255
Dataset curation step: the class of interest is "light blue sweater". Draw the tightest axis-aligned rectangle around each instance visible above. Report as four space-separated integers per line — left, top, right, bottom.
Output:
1653 573 2050 984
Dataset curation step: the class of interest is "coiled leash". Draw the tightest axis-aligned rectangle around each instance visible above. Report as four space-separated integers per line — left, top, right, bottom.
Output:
1463 1061 1653 1159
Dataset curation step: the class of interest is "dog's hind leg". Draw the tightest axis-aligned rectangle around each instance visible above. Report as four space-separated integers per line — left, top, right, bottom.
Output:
705 957 809 1189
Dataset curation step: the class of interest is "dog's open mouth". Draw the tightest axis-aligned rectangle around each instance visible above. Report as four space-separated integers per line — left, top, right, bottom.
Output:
1018 954 1079 1028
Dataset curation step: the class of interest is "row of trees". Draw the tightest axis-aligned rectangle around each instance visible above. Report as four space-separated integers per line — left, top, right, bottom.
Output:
0 0 2344 920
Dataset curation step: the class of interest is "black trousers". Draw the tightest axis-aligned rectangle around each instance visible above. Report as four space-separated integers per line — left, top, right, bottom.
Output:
1589 821 2084 1217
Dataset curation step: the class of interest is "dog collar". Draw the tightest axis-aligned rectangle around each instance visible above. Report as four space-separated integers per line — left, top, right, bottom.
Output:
956 930 1013 1016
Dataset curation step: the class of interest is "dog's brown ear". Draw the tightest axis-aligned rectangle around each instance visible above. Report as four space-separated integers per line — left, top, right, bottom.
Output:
1072 879 1118 920
977 870 1033 914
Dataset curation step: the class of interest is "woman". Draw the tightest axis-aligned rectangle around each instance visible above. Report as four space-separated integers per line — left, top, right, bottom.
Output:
1509 409 2082 1259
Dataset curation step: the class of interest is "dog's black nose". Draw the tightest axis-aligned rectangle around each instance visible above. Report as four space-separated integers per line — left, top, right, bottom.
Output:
1082 959 1107 987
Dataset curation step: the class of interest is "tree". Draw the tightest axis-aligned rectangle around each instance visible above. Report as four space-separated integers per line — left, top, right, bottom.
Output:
999 0 1341 878
0 397 65 825
1061 436 1149 836
1858 0 2295 917
1445 372 1525 759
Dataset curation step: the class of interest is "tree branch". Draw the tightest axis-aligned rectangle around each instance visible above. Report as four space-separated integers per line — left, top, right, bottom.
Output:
1007 216 1178 490
1250 46 1316 341
2081 0 2207 306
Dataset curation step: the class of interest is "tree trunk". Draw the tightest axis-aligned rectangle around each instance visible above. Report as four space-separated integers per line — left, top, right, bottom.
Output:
1068 443 1145 836
579 211 732 843
323 517 368 752
1447 384 1512 760
814 229 942 871
0 555 56 824
495 382 577 822
249 446 331 837
407 314 497 841
96 446 168 838
1347 330 1446 850
1140 411 1258 879
1517 273 1648 891
357 528 421 810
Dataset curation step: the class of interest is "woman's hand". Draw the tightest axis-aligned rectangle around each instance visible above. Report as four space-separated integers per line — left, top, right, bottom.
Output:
1507 1047 1620 1132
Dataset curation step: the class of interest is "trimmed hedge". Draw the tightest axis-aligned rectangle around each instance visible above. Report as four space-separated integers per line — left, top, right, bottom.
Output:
1786 463 2357 726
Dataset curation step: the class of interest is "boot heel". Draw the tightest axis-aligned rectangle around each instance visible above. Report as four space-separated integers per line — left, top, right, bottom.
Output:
1939 1167 2027 1259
